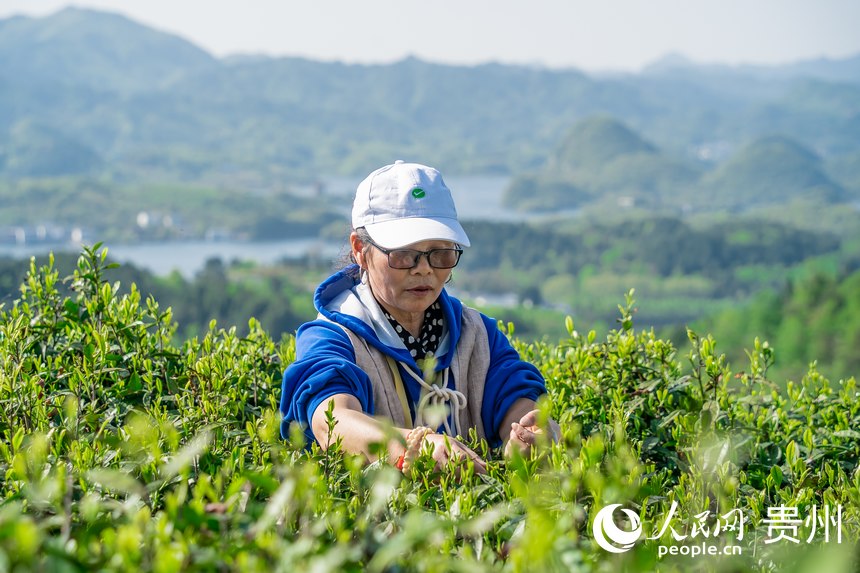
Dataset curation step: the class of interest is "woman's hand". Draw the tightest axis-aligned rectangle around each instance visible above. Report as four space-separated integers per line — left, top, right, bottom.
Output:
422 433 488 475
504 409 560 458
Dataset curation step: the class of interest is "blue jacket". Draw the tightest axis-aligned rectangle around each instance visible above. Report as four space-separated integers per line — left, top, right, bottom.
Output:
279 264 546 447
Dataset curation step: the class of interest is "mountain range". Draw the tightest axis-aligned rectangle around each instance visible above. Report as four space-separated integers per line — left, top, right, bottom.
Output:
1 7 859 211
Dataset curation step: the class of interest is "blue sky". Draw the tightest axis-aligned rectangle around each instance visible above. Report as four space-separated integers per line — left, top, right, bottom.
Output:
2 0 859 72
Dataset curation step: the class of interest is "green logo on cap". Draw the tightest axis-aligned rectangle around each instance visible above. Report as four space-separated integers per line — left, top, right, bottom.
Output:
411 188 426 199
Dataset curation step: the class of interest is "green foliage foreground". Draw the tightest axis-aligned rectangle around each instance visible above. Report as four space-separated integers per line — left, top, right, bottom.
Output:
0 246 858 572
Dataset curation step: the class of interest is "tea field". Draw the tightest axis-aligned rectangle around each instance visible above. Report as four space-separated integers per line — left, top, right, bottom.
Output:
0 246 858 572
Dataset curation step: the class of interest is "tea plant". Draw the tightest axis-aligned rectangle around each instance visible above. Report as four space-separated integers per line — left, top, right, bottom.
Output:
0 246 857 572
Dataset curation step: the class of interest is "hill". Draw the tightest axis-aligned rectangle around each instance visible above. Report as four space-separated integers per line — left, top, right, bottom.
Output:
546 116 658 172
699 135 846 209
504 117 703 211
0 7 216 93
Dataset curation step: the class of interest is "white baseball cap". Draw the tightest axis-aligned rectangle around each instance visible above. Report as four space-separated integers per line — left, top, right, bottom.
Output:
352 160 471 249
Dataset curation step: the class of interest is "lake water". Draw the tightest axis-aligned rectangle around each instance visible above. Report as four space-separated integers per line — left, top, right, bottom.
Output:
2 175 560 277
448 175 530 222
0 238 346 278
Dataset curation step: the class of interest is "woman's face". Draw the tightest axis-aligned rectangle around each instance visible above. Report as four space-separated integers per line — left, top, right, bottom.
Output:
353 234 454 329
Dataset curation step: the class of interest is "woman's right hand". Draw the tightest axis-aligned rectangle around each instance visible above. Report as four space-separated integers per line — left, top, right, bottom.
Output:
421 433 487 475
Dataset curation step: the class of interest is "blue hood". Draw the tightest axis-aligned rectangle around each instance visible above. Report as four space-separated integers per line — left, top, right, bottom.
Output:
313 264 464 371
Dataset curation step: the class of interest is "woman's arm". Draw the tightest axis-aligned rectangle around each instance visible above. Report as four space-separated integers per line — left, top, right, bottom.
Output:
478 315 547 448
312 393 487 473
311 393 408 459
501 397 560 458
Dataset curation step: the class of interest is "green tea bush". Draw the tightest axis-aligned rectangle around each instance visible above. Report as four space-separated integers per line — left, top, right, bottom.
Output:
0 246 857 572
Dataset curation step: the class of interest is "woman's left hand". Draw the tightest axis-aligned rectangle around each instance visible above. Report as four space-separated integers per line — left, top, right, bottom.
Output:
504 409 560 458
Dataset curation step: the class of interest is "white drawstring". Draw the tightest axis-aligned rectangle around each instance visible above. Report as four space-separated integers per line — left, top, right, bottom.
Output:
400 363 466 437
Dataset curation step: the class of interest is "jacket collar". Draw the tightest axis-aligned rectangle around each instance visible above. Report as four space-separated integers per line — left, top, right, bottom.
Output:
314 264 462 369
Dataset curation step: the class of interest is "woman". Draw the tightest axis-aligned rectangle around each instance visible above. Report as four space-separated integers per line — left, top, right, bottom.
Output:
280 160 558 473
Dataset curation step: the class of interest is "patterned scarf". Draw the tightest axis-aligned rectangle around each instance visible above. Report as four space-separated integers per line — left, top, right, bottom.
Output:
381 300 444 361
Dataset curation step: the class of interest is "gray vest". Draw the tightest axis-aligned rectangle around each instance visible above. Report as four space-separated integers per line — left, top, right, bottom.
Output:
327 307 491 440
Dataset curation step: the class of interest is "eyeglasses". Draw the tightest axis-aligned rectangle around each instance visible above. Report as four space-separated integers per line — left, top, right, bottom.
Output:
366 238 463 270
